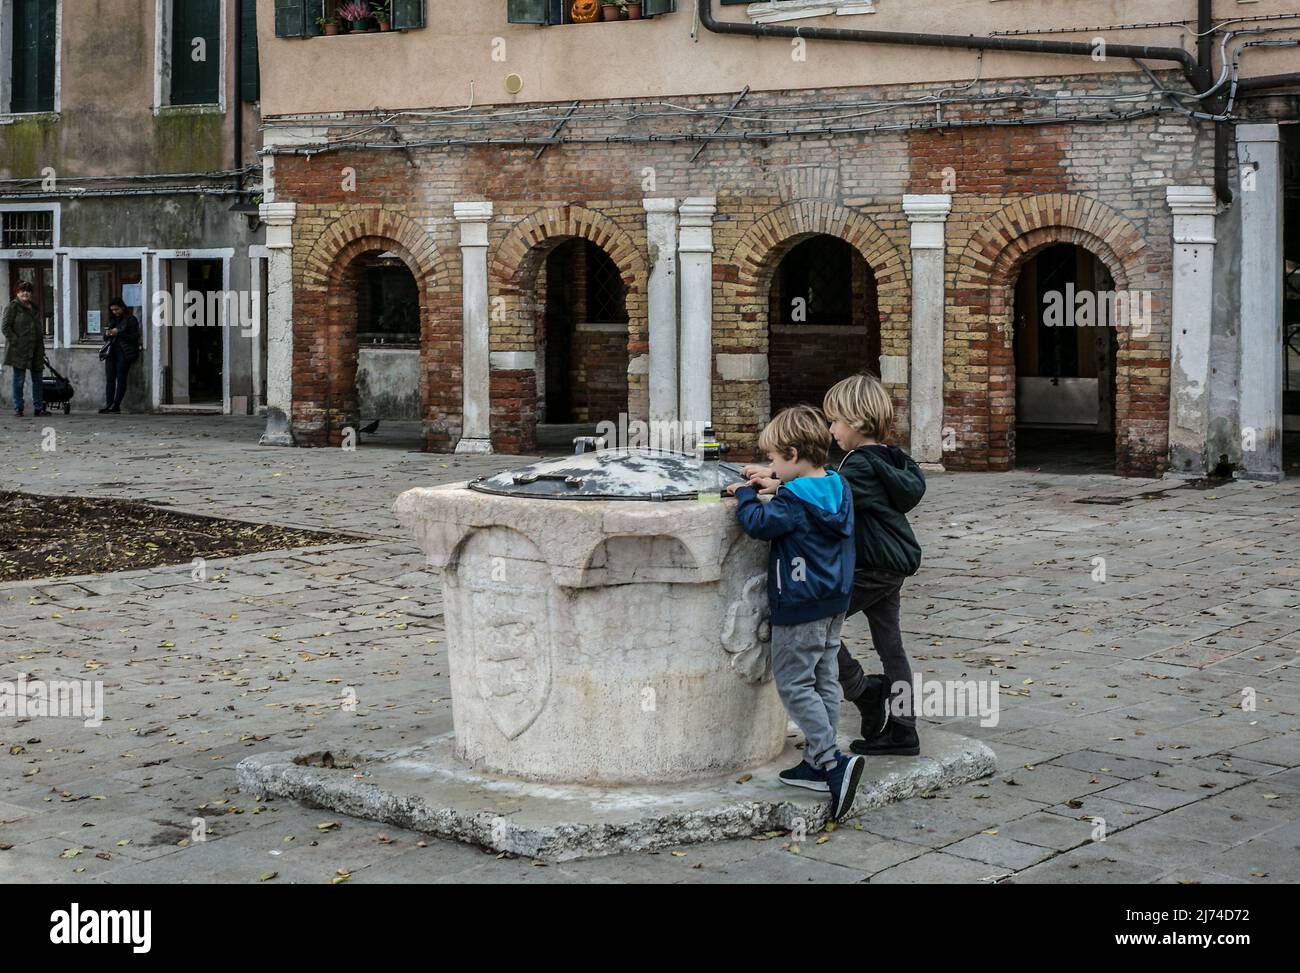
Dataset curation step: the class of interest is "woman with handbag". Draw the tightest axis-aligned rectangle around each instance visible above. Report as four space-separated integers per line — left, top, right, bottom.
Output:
100 298 140 414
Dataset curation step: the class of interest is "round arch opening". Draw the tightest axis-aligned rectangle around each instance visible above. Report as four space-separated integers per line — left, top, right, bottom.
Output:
1011 242 1120 473
767 234 881 417
535 237 630 449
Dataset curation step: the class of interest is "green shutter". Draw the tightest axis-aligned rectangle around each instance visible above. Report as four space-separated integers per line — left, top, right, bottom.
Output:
274 0 306 37
240 0 260 101
170 0 222 105
391 0 425 29
507 0 551 25
643 0 677 14
11 0 56 114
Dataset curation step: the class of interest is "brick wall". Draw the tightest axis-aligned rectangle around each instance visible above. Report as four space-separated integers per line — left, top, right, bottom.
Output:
271 71 1207 473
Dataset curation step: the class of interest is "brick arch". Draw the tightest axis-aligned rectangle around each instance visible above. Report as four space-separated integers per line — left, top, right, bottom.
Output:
952 193 1165 474
488 205 649 453
292 209 458 450
724 200 911 448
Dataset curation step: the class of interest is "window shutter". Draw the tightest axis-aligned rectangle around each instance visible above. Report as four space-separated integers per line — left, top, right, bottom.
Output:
642 0 677 14
11 0 57 114
391 0 425 29
171 0 222 105
240 0 261 101
274 0 307 37
507 0 552 25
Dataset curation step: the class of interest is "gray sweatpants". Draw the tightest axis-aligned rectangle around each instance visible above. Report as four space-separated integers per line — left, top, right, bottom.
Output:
771 612 846 769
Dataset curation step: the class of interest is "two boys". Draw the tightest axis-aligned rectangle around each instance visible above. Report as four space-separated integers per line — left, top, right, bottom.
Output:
726 374 925 820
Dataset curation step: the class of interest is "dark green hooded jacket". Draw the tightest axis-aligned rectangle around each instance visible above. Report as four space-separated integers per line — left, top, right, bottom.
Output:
834 445 926 576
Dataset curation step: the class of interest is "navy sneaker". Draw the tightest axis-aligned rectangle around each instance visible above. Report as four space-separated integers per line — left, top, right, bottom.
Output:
825 752 865 821
778 761 829 792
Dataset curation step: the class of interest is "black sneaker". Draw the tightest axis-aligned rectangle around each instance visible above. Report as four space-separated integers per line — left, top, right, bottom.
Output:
825 752 865 822
851 720 920 757
108 406 121 414
778 761 829 792
98 407 112 414
853 673 889 740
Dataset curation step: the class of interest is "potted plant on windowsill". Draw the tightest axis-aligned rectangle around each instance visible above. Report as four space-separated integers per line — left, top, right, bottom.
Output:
626 2 643 18
601 1 623 21
338 2 373 32
316 15 340 35
371 0 392 30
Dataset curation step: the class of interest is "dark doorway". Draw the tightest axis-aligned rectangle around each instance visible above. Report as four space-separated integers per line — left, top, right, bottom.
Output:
768 235 880 417
350 251 424 447
1012 243 1119 473
538 239 628 443
185 259 224 405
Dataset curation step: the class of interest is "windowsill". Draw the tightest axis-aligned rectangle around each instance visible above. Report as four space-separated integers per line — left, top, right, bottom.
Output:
360 343 419 351
746 0 876 23
0 111 60 125
153 103 225 117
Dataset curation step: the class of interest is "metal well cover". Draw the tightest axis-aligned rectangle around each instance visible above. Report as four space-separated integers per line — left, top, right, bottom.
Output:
468 448 746 501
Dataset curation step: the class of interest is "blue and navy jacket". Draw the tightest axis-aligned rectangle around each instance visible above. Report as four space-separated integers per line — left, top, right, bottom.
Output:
733 470 855 626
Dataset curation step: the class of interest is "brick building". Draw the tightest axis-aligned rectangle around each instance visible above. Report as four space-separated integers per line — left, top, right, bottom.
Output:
254 0 1300 478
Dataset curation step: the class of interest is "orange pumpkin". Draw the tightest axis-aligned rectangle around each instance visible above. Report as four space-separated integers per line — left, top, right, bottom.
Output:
571 0 600 23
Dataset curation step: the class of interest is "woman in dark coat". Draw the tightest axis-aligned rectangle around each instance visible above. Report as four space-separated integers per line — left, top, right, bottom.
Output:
100 298 141 414
2 280 49 418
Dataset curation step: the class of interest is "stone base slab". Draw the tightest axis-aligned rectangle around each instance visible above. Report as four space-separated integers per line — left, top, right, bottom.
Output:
237 729 995 861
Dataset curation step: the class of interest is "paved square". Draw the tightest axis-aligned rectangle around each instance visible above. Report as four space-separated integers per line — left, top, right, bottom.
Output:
1 415 1297 883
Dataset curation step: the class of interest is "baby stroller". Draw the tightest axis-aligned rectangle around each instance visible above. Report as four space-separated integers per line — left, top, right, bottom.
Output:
41 355 75 415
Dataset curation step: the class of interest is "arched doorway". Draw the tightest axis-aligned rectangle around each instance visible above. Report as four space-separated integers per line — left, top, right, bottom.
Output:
536 238 630 449
768 234 881 416
350 250 422 446
1011 243 1120 472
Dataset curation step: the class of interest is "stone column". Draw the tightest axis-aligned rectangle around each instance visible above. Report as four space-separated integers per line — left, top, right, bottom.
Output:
1237 124 1284 481
902 194 951 468
644 198 679 424
454 201 494 455
258 202 297 446
1165 186 1218 478
678 197 716 428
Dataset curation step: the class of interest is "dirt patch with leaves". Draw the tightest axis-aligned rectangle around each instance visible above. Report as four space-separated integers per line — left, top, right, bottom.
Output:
0 491 346 582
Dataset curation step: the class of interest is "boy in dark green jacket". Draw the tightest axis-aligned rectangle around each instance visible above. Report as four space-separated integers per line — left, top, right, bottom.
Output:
745 373 926 755
824 374 925 754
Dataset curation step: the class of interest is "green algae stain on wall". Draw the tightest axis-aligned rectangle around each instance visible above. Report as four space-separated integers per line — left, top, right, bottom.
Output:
0 117 60 179
152 111 227 173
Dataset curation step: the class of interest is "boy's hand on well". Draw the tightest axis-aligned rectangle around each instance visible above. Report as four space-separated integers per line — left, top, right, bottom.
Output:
749 476 781 495
741 465 774 480
724 481 746 497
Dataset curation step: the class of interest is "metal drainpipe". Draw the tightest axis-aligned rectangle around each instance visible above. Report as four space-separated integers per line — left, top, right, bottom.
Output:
696 0 1201 80
1201 0 1236 205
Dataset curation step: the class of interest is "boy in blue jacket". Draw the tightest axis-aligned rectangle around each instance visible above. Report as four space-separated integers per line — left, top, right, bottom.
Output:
725 405 866 821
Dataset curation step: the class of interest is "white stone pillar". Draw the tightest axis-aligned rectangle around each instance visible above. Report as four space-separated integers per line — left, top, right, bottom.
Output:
454 202 494 454
678 197 716 427
1164 186 1218 478
644 197 679 424
1237 124 1284 480
259 201 297 446
902 194 951 468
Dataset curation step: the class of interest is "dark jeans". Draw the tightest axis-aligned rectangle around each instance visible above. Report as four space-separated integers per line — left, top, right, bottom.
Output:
11 366 44 412
104 354 134 409
837 570 916 727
